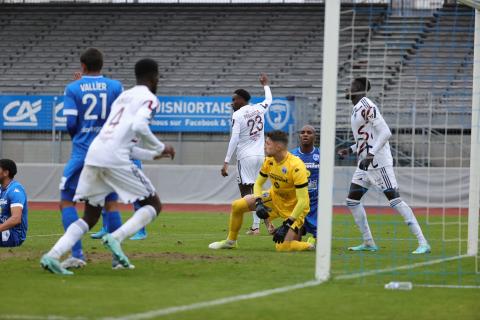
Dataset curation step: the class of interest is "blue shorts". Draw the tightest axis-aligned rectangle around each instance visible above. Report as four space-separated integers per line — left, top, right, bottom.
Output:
60 158 118 202
0 216 24 247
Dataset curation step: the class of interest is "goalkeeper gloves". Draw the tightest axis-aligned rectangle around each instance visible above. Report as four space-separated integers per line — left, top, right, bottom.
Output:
255 198 270 219
273 218 294 244
358 153 374 171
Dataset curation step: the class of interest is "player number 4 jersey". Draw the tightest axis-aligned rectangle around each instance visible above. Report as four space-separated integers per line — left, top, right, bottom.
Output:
351 97 393 168
86 85 162 168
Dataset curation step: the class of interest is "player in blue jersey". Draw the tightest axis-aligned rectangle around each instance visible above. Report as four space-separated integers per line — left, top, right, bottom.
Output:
0 159 28 247
291 125 319 244
59 48 124 269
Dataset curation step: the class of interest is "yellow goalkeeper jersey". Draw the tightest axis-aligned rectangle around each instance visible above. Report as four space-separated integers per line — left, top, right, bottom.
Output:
258 152 310 214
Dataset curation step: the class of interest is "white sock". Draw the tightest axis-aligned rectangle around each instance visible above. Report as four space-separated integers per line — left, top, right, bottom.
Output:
390 198 428 246
47 219 89 260
112 205 156 243
252 212 260 229
347 199 375 246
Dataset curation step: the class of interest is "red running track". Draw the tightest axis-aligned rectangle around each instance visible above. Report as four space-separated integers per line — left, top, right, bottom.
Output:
29 202 467 216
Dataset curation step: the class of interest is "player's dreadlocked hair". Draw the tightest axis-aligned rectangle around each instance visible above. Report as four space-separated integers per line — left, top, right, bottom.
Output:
267 130 289 145
80 48 103 72
354 77 371 92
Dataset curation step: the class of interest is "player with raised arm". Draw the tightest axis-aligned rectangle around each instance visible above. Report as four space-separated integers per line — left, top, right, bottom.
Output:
338 77 431 254
210 130 314 252
221 74 273 235
0 159 28 248
59 48 123 269
291 125 319 245
41 59 175 275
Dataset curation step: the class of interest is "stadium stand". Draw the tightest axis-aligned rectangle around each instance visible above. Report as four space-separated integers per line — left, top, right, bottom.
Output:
0 3 475 165
0 4 386 105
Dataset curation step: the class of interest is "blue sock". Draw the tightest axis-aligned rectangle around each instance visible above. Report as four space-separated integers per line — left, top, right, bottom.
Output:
101 210 108 231
61 206 84 260
133 202 146 234
107 211 122 233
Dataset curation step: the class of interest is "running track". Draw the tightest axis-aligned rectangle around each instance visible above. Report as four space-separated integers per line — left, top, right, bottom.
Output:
29 202 467 216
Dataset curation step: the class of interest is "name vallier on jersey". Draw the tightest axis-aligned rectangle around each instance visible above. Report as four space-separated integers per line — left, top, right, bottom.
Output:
80 82 107 92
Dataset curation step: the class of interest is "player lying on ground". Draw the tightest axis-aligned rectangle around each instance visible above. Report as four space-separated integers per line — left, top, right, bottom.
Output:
291 125 319 245
0 159 28 248
221 73 274 236
41 58 175 275
210 130 314 252
59 48 123 269
338 77 431 254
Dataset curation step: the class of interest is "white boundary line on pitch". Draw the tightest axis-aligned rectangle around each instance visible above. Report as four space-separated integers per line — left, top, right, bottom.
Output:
101 279 323 320
2 315 86 320
334 254 470 280
415 284 480 289
28 233 65 238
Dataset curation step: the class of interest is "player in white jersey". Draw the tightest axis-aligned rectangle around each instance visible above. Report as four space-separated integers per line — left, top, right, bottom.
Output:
338 77 431 254
221 74 274 235
41 59 175 275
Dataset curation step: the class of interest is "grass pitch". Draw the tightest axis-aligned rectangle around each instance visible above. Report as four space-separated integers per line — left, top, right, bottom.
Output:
0 210 478 319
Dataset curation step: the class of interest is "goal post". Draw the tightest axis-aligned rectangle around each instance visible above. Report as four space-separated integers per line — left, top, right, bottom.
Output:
465 2 480 258
315 0 341 282
315 0 480 284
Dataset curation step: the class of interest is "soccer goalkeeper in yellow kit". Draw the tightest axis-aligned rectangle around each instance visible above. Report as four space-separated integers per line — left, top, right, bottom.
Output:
209 130 314 252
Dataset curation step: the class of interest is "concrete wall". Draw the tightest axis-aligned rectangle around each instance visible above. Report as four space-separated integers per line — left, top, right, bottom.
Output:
14 164 470 207
0 131 472 167
0 131 232 165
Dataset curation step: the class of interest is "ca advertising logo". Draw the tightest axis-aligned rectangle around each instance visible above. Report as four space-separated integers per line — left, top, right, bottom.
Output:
3 99 42 127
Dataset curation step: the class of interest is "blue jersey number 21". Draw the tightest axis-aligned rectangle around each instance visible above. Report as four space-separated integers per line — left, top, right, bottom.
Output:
82 93 107 120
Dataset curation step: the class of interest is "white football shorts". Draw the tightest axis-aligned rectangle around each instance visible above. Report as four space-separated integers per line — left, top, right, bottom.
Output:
74 164 156 206
351 165 398 191
237 156 264 185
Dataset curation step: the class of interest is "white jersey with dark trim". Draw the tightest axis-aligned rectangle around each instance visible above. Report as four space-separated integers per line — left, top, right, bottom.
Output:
350 97 393 168
224 86 272 162
85 85 163 168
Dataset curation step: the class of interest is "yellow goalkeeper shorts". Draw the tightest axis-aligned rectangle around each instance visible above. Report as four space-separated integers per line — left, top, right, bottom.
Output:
260 189 305 231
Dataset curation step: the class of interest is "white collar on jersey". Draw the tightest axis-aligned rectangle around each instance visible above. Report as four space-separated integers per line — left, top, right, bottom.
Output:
297 147 316 155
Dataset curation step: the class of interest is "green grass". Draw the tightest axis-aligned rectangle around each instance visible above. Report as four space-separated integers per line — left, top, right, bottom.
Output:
0 210 478 319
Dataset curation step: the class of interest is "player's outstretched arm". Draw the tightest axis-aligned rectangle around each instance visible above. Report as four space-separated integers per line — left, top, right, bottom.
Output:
258 73 272 108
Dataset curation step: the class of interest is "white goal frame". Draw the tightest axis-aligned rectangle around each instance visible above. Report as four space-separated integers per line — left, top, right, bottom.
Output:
315 0 480 280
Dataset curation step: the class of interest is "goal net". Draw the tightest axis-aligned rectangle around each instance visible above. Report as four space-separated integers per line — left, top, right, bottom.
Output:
317 0 480 288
